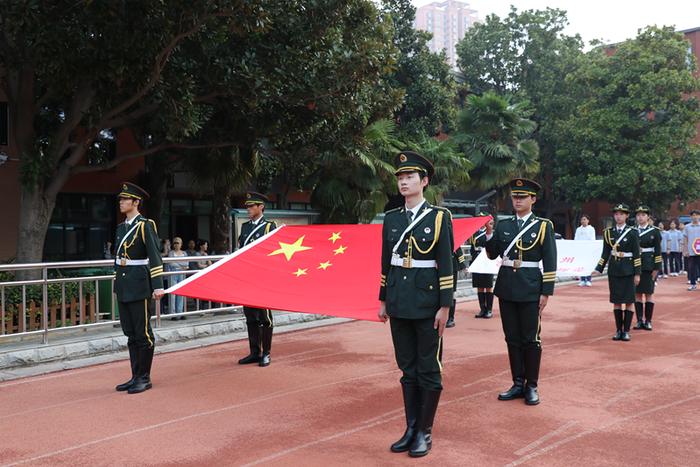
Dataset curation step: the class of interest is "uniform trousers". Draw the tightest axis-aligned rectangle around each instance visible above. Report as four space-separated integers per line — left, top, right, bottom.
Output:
118 299 155 350
243 306 274 328
498 299 541 350
689 256 700 285
390 317 443 391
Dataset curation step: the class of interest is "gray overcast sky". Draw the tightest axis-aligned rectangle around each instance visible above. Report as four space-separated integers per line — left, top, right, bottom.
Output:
412 0 700 45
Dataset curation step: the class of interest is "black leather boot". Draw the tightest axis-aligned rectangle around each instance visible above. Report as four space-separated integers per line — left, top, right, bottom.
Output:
446 299 456 328
633 302 644 329
612 309 623 340
128 346 154 394
390 383 420 453
644 302 654 330
498 344 525 400
523 346 542 406
409 389 441 458
116 343 138 392
238 324 262 364
621 309 633 341
474 292 486 318
259 326 273 367
484 292 494 318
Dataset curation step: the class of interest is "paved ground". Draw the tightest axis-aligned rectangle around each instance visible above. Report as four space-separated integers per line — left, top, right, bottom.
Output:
1 276 698 466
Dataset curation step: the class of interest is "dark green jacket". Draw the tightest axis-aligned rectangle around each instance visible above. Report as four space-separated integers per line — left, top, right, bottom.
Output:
237 217 277 249
637 226 663 272
595 226 641 276
485 214 557 302
114 214 163 302
379 201 455 319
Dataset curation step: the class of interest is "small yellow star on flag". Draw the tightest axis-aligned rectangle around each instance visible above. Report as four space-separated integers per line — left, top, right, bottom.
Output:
293 268 308 277
328 232 342 243
333 245 347 255
269 235 312 261
318 261 332 270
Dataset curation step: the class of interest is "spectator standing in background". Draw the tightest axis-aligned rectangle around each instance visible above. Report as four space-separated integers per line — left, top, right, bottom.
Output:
667 220 683 276
574 214 596 287
167 237 189 320
683 210 700 291
658 222 669 278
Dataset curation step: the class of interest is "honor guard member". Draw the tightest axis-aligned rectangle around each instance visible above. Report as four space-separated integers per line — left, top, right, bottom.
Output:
378 151 454 458
485 179 556 406
471 215 495 319
114 183 164 394
445 242 467 328
237 192 277 367
633 205 662 331
594 204 641 341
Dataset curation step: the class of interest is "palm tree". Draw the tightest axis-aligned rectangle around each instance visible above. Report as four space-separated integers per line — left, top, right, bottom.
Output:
454 92 539 190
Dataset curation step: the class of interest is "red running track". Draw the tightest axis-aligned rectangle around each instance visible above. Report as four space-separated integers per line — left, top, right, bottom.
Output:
1 276 699 466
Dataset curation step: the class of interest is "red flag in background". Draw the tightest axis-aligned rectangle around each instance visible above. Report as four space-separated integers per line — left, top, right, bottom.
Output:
166 217 490 322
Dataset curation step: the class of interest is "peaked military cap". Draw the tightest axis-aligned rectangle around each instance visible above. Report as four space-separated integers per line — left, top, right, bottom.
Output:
611 203 630 213
394 151 435 178
118 182 149 200
244 191 269 206
509 178 541 197
635 205 651 214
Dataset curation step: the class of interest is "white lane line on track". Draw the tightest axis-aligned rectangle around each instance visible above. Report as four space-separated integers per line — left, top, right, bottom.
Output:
514 421 579 456
505 394 700 467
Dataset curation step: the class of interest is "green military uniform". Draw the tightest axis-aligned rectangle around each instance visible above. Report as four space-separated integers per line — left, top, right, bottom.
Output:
595 203 641 341
470 216 495 319
446 245 467 327
380 151 454 458
633 205 662 331
237 192 278 367
113 182 163 394
485 179 557 406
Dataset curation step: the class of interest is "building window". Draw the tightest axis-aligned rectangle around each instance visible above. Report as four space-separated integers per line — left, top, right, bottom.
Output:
44 194 116 261
0 102 8 146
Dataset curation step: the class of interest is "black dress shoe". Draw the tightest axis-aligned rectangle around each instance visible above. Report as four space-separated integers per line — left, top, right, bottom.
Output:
115 378 135 392
498 384 524 400
483 310 493 319
620 332 631 341
633 321 644 330
238 354 261 364
612 330 623 341
474 310 485 318
643 321 652 331
524 385 540 405
445 318 455 328
259 353 271 367
127 375 152 394
408 430 432 457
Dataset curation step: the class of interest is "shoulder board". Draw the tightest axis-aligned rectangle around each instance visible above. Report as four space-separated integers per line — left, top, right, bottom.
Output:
385 207 402 214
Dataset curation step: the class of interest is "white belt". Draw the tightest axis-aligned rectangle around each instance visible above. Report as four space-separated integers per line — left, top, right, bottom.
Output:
501 259 539 268
640 247 654 253
390 257 437 268
474 247 483 251
116 258 149 266
610 252 633 258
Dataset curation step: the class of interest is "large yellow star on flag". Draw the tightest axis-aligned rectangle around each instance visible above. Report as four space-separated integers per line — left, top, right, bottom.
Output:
268 235 312 261
328 232 342 243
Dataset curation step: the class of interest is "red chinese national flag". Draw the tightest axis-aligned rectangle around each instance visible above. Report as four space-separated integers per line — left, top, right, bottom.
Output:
167 217 490 322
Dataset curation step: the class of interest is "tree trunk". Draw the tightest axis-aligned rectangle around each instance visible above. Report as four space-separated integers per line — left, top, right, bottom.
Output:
15 186 57 280
144 153 171 230
211 185 233 254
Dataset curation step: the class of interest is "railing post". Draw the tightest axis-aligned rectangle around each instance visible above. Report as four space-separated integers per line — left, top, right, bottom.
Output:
1 285 5 335
61 283 66 327
20 285 26 333
42 267 49 344
155 298 161 328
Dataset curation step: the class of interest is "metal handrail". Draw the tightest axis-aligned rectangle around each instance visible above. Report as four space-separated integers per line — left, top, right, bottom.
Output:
0 255 229 344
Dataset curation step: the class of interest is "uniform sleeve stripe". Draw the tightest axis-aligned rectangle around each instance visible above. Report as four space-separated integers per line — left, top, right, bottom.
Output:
440 285 453 290
151 272 163 278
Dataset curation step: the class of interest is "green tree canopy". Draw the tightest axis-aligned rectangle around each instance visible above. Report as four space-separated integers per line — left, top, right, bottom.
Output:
554 26 700 212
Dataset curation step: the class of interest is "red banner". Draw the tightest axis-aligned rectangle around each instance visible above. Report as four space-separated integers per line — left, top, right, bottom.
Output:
167 217 490 321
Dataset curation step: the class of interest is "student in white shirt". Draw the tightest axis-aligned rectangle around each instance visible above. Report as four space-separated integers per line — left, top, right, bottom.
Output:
574 214 596 286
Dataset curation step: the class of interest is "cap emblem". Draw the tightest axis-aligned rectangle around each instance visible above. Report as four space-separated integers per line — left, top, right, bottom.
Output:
399 154 407 162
